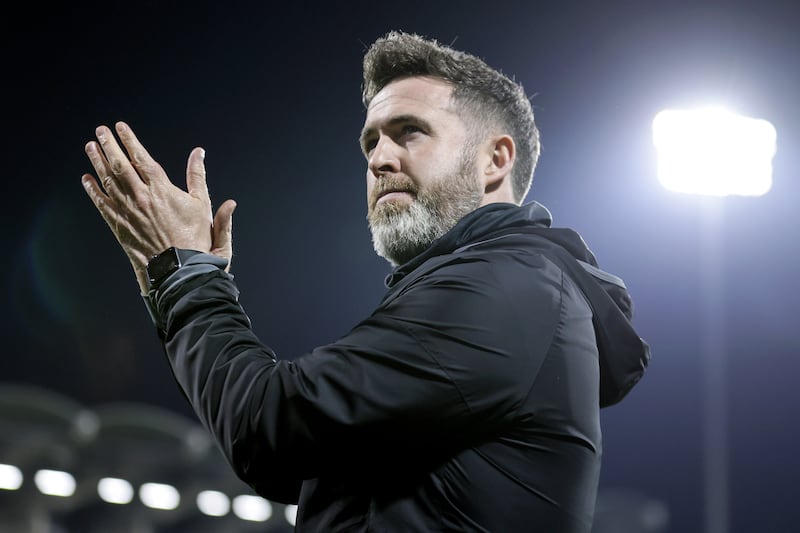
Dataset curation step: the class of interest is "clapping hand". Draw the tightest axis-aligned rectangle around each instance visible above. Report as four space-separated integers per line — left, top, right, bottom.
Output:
81 121 237 293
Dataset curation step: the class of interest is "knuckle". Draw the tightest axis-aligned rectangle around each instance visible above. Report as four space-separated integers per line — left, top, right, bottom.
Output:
138 160 161 178
135 161 152 175
133 194 152 211
110 160 126 176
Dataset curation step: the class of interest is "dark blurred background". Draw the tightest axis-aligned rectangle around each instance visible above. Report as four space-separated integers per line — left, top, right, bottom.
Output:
2 0 798 531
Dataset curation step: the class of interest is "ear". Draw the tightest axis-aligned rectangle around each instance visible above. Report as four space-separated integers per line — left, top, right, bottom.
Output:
482 134 515 195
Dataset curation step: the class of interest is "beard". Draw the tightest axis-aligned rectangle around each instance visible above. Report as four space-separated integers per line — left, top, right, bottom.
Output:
367 149 483 267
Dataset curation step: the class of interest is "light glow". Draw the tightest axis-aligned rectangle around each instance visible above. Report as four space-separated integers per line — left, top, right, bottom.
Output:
652 107 776 196
232 494 272 522
34 469 76 497
97 477 134 504
197 490 231 517
0 464 23 490
285 504 298 525
139 482 180 510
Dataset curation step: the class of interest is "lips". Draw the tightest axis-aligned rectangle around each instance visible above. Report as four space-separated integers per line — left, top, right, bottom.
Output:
372 179 417 209
376 189 414 205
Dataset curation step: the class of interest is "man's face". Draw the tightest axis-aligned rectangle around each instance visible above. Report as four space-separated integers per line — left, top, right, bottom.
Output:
360 76 484 266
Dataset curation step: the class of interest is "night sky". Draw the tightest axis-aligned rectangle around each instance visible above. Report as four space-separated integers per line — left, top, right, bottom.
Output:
4 1 799 531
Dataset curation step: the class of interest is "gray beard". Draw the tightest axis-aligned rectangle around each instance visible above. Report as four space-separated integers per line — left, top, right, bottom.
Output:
368 153 483 267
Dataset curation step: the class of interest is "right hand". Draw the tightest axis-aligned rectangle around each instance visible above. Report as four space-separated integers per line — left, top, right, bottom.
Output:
81 121 237 293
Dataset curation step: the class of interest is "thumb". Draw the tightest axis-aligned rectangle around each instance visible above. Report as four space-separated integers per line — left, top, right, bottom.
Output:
211 199 237 270
186 147 209 201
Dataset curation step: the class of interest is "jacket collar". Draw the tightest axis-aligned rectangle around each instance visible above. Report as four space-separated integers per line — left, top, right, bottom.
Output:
385 202 552 288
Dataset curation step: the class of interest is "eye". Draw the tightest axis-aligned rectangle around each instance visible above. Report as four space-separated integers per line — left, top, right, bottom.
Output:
400 124 423 136
363 138 377 155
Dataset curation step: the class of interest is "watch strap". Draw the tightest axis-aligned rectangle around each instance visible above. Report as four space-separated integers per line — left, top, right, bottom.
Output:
143 251 231 332
146 247 205 291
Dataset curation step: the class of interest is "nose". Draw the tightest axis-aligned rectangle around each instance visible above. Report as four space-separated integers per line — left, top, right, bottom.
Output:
367 135 401 177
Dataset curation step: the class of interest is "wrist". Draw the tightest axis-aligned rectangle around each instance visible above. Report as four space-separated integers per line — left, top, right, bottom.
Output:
142 252 232 332
146 247 205 293
136 269 150 296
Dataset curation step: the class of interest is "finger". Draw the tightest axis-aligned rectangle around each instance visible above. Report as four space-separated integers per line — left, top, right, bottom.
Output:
211 199 237 269
85 140 120 197
81 173 114 214
186 147 210 201
82 173 149 268
114 121 166 186
81 173 125 238
94 124 148 194
213 199 237 242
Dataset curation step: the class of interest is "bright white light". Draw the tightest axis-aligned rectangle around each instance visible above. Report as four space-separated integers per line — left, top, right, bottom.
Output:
97 477 134 504
197 490 230 517
232 494 273 522
34 469 76 497
0 464 23 490
285 504 298 526
652 107 776 196
139 482 180 510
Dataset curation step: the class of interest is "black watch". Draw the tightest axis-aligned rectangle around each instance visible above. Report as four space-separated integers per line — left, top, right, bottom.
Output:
146 247 201 291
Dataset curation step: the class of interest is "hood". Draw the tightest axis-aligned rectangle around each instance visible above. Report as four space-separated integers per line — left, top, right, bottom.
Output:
387 201 650 408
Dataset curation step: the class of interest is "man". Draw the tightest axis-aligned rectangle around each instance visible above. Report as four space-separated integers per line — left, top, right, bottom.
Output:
82 31 649 532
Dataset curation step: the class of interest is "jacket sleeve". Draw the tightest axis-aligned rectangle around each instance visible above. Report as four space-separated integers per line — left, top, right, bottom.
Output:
155 255 563 502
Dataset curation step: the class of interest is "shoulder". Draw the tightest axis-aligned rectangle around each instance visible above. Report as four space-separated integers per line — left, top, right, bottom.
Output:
392 239 568 315
373 246 575 413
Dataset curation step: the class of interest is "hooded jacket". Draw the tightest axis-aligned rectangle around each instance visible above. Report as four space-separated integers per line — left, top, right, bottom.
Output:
151 201 650 532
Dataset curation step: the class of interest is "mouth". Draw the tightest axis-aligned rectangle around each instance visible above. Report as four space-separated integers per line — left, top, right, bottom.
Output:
376 190 414 206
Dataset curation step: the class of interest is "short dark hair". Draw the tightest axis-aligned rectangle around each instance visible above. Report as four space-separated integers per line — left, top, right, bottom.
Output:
362 31 540 203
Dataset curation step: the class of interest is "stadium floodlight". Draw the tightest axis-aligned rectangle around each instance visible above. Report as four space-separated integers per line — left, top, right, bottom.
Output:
285 504 298 526
139 482 180 510
97 477 134 504
0 464 23 490
232 494 272 522
197 490 231 517
34 469 76 497
653 106 776 533
652 107 776 196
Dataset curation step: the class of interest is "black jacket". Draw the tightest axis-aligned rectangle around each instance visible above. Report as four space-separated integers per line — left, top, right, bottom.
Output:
151 201 650 532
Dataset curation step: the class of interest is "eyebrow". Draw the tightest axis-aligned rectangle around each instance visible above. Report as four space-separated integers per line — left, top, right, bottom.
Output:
359 114 433 152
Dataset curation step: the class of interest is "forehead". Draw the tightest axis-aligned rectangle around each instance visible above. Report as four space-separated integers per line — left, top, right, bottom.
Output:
363 76 457 128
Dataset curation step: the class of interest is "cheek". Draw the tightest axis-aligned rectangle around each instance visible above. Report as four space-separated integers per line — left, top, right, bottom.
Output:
365 172 376 199
405 144 443 178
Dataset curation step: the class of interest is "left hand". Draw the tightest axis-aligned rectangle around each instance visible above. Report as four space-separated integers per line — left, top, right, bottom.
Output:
81 121 237 293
